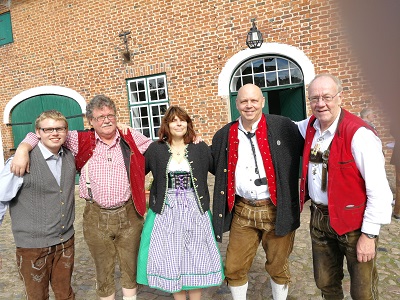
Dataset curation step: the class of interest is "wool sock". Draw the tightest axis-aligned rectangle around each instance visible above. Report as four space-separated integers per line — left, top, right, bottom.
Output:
229 282 248 300
270 278 288 300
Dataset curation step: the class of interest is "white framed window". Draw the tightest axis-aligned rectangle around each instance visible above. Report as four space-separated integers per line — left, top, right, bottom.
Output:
231 56 303 92
127 74 169 139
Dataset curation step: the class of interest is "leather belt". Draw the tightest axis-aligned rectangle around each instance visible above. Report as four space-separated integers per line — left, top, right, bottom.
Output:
311 201 329 213
236 195 271 207
85 199 130 210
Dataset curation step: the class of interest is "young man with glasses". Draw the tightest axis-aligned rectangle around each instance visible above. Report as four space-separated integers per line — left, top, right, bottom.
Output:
296 74 392 299
11 95 153 300
0 110 76 299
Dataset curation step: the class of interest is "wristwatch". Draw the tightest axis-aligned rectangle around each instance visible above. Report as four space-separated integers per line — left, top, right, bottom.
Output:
362 232 378 239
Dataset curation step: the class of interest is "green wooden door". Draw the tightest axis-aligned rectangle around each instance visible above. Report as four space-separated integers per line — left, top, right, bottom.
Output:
10 94 84 149
229 85 305 121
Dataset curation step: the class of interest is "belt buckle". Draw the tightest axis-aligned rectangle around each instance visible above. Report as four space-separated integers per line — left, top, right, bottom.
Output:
248 199 258 206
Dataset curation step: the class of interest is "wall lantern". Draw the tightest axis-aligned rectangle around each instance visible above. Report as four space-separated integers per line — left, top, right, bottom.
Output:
119 30 132 62
246 19 263 49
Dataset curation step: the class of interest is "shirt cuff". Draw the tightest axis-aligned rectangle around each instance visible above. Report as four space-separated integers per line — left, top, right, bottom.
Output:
361 222 381 236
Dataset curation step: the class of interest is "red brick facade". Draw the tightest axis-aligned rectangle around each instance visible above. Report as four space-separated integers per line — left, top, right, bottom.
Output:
0 0 394 183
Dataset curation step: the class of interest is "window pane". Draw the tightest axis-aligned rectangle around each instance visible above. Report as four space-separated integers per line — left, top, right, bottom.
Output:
130 82 137 91
153 116 160 126
131 107 140 118
277 58 289 70
235 78 242 91
140 106 149 117
241 63 252 75
242 75 253 85
264 58 276 72
139 91 146 102
278 70 290 85
158 89 166 100
252 59 264 73
148 79 156 90
157 77 165 88
160 104 168 115
143 128 150 136
150 90 158 101
130 107 141 128
266 72 277 86
234 69 241 77
142 117 149 127
152 105 160 115
130 92 139 104
254 74 265 88
291 68 303 83
153 127 160 138
137 80 145 91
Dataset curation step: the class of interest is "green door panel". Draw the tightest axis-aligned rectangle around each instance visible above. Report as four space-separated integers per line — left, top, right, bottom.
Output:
0 12 13 46
40 95 84 130
10 95 84 148
278 87 306 121
229 86 305 122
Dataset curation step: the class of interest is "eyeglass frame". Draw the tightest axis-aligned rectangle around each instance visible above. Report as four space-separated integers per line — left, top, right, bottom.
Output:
308 91 341 104
39 127 67 134
91 114 117 122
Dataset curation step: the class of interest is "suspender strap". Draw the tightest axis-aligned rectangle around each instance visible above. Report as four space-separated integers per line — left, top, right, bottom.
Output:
84 161 93 200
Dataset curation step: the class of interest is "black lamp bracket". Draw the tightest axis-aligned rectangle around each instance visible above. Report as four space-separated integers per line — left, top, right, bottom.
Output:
119 31 131 53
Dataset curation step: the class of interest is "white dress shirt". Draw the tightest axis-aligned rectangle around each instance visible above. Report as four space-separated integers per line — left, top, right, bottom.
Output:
235 117 271 200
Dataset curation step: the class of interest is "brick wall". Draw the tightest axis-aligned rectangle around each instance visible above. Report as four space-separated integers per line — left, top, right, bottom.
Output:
0 0 395 185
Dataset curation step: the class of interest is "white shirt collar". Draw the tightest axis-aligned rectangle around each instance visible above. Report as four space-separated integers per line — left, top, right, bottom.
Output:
238 116 262 133
313 108 341 136
38 141 63 160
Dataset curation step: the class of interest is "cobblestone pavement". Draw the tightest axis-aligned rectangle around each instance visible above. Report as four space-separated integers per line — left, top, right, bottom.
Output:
1 186 399 300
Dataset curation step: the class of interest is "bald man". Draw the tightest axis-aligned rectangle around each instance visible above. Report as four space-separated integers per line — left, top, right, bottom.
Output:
211 84 304 299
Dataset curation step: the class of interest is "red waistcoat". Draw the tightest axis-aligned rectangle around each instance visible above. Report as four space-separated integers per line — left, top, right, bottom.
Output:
300 110 372 235
227 115 277 211
75 129 146 217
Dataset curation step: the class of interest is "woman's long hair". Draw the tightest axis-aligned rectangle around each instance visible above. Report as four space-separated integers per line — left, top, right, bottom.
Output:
158 106 196 144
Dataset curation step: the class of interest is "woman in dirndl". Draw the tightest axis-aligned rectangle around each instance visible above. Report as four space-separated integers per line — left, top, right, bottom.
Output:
137 106 224 300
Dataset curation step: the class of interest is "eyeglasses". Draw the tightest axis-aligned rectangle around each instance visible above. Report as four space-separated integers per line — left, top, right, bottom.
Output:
309 91 341 104
40 127 67 134
92 114 116 122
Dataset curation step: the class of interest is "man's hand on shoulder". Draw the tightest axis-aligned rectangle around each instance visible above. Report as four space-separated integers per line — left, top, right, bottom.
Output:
193 135 203 144
117 122 133 135
10 142 32 177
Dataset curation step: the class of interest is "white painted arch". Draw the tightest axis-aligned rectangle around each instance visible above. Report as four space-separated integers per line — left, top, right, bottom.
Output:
218 42 315 97
3 86 86 124
1 86 86 168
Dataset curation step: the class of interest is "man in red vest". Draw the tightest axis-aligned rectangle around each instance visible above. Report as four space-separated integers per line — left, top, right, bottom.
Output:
297 74 392 299
211 84 303 299
11 95 152 300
